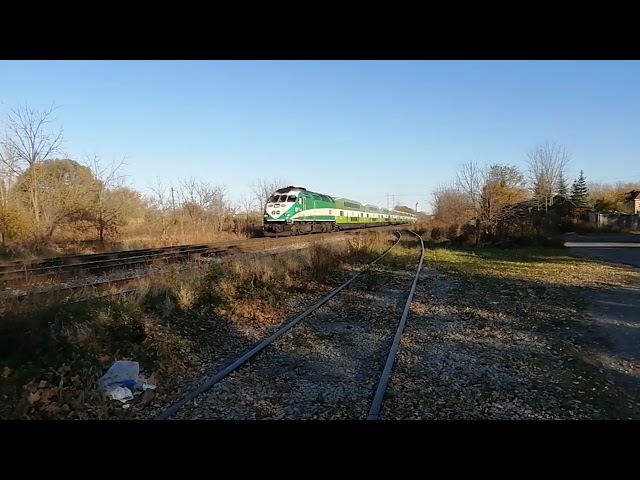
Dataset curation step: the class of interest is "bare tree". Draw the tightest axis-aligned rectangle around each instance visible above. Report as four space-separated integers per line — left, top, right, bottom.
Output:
249 177 289 212
85 153 129 241
146 177 173 236
0 104 65 227
526 141 571 211
230 192 255 235
197 181 232 233
175 177 232 233
0 147 16 210
0 103 64 175
237 192 256 215
456 160 484 244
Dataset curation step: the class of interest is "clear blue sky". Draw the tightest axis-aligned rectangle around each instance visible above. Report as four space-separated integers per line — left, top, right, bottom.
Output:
1 60 639 213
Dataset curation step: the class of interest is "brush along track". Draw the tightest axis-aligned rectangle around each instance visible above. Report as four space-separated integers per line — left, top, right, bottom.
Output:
0 226 398 297
0 233 362 301
154 230 425 420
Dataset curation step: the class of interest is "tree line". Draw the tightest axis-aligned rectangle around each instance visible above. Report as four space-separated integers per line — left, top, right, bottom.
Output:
431 141 637 244
0 103 288 249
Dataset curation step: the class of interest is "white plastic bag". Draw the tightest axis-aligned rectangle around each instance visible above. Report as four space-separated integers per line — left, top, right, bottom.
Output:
105 385 134 403
98 360 140 391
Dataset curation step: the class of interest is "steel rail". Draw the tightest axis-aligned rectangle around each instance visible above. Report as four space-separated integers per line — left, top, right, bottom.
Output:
0 225 400 283
0 246 212 279
1 229 395 301
154 230 404 420
367 230 425 420
0 244 216 272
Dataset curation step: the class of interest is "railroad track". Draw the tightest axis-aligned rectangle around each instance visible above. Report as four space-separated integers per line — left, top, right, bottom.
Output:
0 226 398 294
153 229 425 420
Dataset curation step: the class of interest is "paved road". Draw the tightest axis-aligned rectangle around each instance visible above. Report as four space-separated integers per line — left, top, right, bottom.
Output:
564 233 640 397
563 232 640 268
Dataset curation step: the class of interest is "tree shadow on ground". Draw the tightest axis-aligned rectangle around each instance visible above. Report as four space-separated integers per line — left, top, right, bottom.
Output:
417 265 640 413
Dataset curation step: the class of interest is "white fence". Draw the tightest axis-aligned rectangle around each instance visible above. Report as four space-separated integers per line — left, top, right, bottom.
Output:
591 213 640 229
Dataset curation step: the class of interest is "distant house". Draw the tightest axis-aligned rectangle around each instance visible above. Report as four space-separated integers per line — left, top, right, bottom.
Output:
626 190 640 214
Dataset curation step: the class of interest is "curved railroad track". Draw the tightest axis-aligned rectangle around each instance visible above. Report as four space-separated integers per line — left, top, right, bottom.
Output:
153 229 425 420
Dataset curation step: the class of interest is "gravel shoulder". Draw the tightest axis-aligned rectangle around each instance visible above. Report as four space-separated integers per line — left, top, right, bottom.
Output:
170 258 421 420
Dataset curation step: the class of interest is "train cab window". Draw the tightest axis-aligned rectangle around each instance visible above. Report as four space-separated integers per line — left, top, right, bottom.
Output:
268 195 278 203
278 195 288 202
287 195 297 202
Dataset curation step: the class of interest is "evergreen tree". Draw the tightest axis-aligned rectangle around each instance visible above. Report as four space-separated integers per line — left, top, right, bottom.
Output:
557 172 568 201
570 170 589 207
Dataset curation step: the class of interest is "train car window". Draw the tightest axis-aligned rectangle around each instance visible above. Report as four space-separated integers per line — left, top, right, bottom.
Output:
287 195 297 202
340 211 344 216
329 210 332 215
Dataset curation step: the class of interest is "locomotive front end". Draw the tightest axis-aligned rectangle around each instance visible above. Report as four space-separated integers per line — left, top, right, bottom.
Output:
262 188 301 234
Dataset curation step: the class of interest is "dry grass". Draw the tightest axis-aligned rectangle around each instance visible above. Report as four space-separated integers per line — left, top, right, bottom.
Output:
0 228 254 261
425 246 640 290
110 230 251 251
0 231 396 419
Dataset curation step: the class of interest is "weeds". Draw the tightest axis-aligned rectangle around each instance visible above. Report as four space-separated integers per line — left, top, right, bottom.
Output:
0 231 395 419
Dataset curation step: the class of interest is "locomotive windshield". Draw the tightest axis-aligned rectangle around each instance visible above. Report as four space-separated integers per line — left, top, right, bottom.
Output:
268 194 290 203
287 195 297 202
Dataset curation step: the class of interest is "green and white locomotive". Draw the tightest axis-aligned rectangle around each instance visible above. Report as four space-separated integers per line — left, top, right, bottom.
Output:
262 186 417 235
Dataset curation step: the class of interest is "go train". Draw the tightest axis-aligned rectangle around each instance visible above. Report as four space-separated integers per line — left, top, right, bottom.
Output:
262 186 417 235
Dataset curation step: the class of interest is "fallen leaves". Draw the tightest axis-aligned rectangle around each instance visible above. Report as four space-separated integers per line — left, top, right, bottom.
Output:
26 385 56 406
26 390 42 405
141 390 155 404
